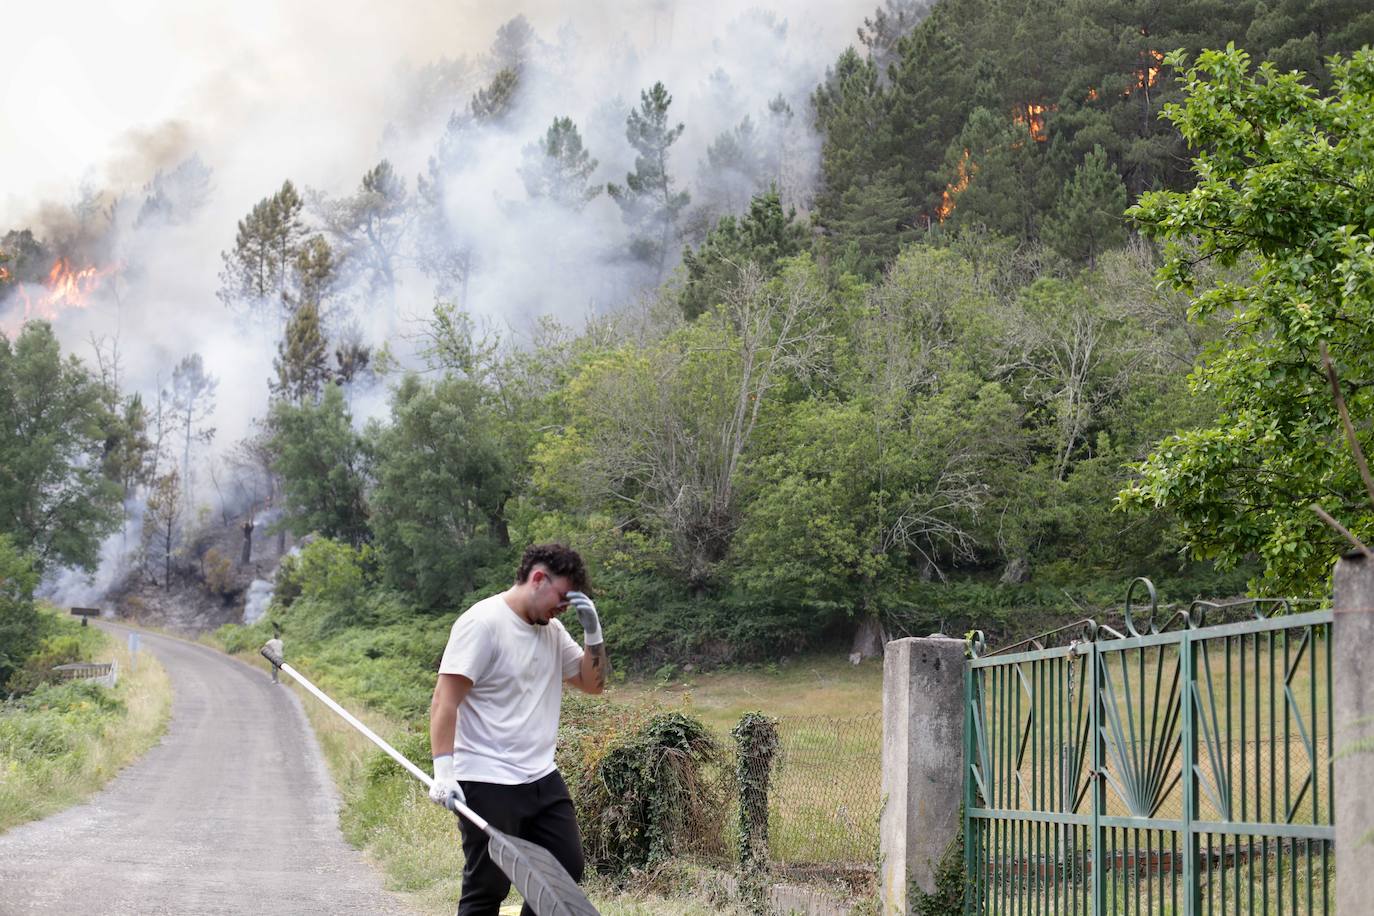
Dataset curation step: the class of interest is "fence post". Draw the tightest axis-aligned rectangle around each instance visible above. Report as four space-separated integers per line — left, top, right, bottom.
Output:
881 636 966 915
733 711 779 910
1333 552 1374 915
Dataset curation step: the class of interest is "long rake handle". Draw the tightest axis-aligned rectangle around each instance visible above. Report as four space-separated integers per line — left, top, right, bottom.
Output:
260 645 491 832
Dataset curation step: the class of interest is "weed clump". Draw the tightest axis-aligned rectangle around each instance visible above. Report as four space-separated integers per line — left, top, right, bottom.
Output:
560 695 729 876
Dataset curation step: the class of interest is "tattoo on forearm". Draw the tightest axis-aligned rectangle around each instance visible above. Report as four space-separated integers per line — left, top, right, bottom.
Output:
588 643 609 689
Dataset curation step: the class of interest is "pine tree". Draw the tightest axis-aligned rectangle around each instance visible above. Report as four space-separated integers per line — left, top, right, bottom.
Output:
273 300 331 405
135 154 213 228
607 82 690 280
166 354 217 502
320 161 408 300
826 171 913 278
857 0 932 78
218 180 308 324
1044 145 1127 266
291 234 336 310
812 48 892 222
935 107 1045 242
491 15 535 72
470 68 519 124
680 189 807 319
416 118 476 302
144 469 182 589
519 116 601 209
698 116 767 218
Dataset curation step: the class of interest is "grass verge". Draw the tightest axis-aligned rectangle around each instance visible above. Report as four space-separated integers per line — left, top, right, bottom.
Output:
0 610 172 833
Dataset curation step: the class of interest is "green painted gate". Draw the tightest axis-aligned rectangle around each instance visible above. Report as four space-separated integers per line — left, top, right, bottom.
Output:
963 580 1334 914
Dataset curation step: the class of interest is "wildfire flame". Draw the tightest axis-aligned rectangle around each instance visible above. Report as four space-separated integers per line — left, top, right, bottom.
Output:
937 149 975 222
1086 87 1099 102
4 258 117 329
1013 103 1052 143
1128 50 1166 94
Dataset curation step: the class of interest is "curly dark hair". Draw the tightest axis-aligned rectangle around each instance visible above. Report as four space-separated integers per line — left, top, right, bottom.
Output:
515 543 589 592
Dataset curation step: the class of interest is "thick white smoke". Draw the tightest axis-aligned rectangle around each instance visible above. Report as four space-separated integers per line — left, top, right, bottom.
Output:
3 0 879 603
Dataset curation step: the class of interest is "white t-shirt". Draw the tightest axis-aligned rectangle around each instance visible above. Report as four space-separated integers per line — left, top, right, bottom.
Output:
438 594 584 784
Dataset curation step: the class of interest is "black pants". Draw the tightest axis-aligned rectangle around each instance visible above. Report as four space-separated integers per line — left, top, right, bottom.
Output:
457 769 585 916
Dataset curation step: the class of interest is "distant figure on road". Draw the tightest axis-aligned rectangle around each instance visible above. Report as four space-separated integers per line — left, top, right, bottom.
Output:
265 626 283 684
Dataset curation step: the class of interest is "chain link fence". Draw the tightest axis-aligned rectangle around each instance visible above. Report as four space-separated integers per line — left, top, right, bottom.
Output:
679 711 883 889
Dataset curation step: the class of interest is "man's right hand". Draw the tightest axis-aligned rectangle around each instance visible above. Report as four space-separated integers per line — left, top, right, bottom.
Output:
429 754 466 811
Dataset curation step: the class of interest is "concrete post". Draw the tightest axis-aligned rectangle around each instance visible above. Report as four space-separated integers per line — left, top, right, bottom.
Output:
1333 552 1374 915
880 636 966 915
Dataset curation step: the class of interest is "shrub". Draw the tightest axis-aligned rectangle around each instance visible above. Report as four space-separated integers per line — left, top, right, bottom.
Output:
3 634 89 697
203 547 235 596
559 696 729 875
272 551 304 610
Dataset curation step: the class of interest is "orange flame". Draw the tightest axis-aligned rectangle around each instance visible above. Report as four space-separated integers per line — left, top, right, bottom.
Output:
1012 103 1052 142
1127 50 1166 94
937 150 975 222
1086 88 1099 102
6 258 117 329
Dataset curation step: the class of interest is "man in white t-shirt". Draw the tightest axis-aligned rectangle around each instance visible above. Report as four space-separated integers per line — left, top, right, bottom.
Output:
428 543 608 916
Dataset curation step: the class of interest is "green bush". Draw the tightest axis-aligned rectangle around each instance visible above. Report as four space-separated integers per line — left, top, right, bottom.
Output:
558 696 729 875
0 681 125 763
3 632 93 697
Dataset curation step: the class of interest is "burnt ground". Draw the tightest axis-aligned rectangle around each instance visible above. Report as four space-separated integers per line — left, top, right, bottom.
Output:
110 510 296 635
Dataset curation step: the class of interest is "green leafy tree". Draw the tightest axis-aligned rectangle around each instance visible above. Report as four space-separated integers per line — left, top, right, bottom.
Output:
268 384 370 547
607 82 690 280
1043 145 1128 266
733 375 1018 611
0 322 120 571
1245 0 1374 86
0 535 42 691
520 117 601 210
535 259 829 588
368 373 513 609
1120 46 1374 596
0 229 52 286
857 0 932 77
105 393 154 502
824 170 913 278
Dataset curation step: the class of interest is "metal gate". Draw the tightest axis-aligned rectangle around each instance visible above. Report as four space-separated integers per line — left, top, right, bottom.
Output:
963 579 1334 914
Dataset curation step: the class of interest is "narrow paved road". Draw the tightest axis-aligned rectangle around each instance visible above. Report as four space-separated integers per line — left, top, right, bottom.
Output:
0 623 418 915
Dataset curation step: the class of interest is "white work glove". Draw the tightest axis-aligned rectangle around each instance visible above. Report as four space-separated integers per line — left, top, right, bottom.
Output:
429 754 466 811
566 591 602 646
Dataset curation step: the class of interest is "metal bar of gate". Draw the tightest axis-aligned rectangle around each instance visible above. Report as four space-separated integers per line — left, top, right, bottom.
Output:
963 588 1334 915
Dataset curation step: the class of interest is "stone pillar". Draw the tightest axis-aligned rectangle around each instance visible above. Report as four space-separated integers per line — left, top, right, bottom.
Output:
1333 552 1374 916
880 636 966 915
